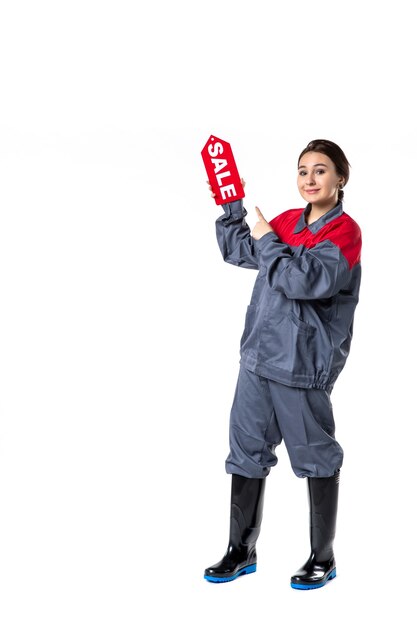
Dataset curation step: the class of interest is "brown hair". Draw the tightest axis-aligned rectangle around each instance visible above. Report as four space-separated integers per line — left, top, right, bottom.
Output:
298 139 351 203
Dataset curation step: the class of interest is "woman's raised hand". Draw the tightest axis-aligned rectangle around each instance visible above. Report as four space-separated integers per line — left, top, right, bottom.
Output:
251 206 274 240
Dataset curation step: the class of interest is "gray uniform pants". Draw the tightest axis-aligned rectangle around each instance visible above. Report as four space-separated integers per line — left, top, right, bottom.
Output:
226 366 343 479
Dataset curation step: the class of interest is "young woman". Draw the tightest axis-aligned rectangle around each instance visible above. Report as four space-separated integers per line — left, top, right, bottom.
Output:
204 139 362 590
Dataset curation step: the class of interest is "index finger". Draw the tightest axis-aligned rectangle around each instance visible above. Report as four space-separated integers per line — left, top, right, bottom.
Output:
255 206 265 220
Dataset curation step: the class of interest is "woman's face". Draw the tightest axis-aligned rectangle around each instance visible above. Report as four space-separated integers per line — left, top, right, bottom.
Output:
297 151 344 209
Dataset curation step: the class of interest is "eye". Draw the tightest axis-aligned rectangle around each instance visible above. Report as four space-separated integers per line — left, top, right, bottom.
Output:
298 171 307 176
315 169 326 175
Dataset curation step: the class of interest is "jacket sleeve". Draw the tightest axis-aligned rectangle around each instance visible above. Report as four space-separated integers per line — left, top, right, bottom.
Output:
215 200 259 269
254 223 361 300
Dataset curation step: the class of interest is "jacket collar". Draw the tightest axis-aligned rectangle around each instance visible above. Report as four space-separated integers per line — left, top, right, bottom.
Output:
294 202 344 234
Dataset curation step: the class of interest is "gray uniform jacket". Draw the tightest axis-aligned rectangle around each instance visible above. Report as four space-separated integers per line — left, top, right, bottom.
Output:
216 200 362 391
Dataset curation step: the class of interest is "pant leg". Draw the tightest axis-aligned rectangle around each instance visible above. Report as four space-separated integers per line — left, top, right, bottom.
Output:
267 380 344 478
225 367 283 478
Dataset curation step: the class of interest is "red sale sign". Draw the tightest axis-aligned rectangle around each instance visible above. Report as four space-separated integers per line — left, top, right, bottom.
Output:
201 135 245 205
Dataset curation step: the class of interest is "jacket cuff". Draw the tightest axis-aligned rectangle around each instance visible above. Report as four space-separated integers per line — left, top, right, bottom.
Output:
220 199 245 218
254 230 280 252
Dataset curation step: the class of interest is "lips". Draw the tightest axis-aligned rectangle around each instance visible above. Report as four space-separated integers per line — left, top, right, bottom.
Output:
305 189 320 194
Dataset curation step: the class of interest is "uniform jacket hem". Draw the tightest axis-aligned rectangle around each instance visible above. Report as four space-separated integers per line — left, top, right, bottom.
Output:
239 356 336 391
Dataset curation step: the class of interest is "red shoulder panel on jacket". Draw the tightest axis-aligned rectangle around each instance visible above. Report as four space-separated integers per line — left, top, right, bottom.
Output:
323 215 362 269
269 210 361 270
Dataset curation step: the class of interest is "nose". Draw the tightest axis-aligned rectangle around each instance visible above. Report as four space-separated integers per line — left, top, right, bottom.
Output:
305 172 315 185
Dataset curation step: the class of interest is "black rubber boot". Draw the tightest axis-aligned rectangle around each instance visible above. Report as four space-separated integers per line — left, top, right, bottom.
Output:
204 474 266 583
291 470 340 590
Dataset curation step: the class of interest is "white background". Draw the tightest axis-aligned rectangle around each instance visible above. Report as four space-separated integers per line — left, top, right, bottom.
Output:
0 1 416 624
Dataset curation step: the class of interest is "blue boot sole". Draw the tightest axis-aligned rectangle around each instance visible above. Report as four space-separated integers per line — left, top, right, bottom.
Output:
291 568 336 590
204 564 257 583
